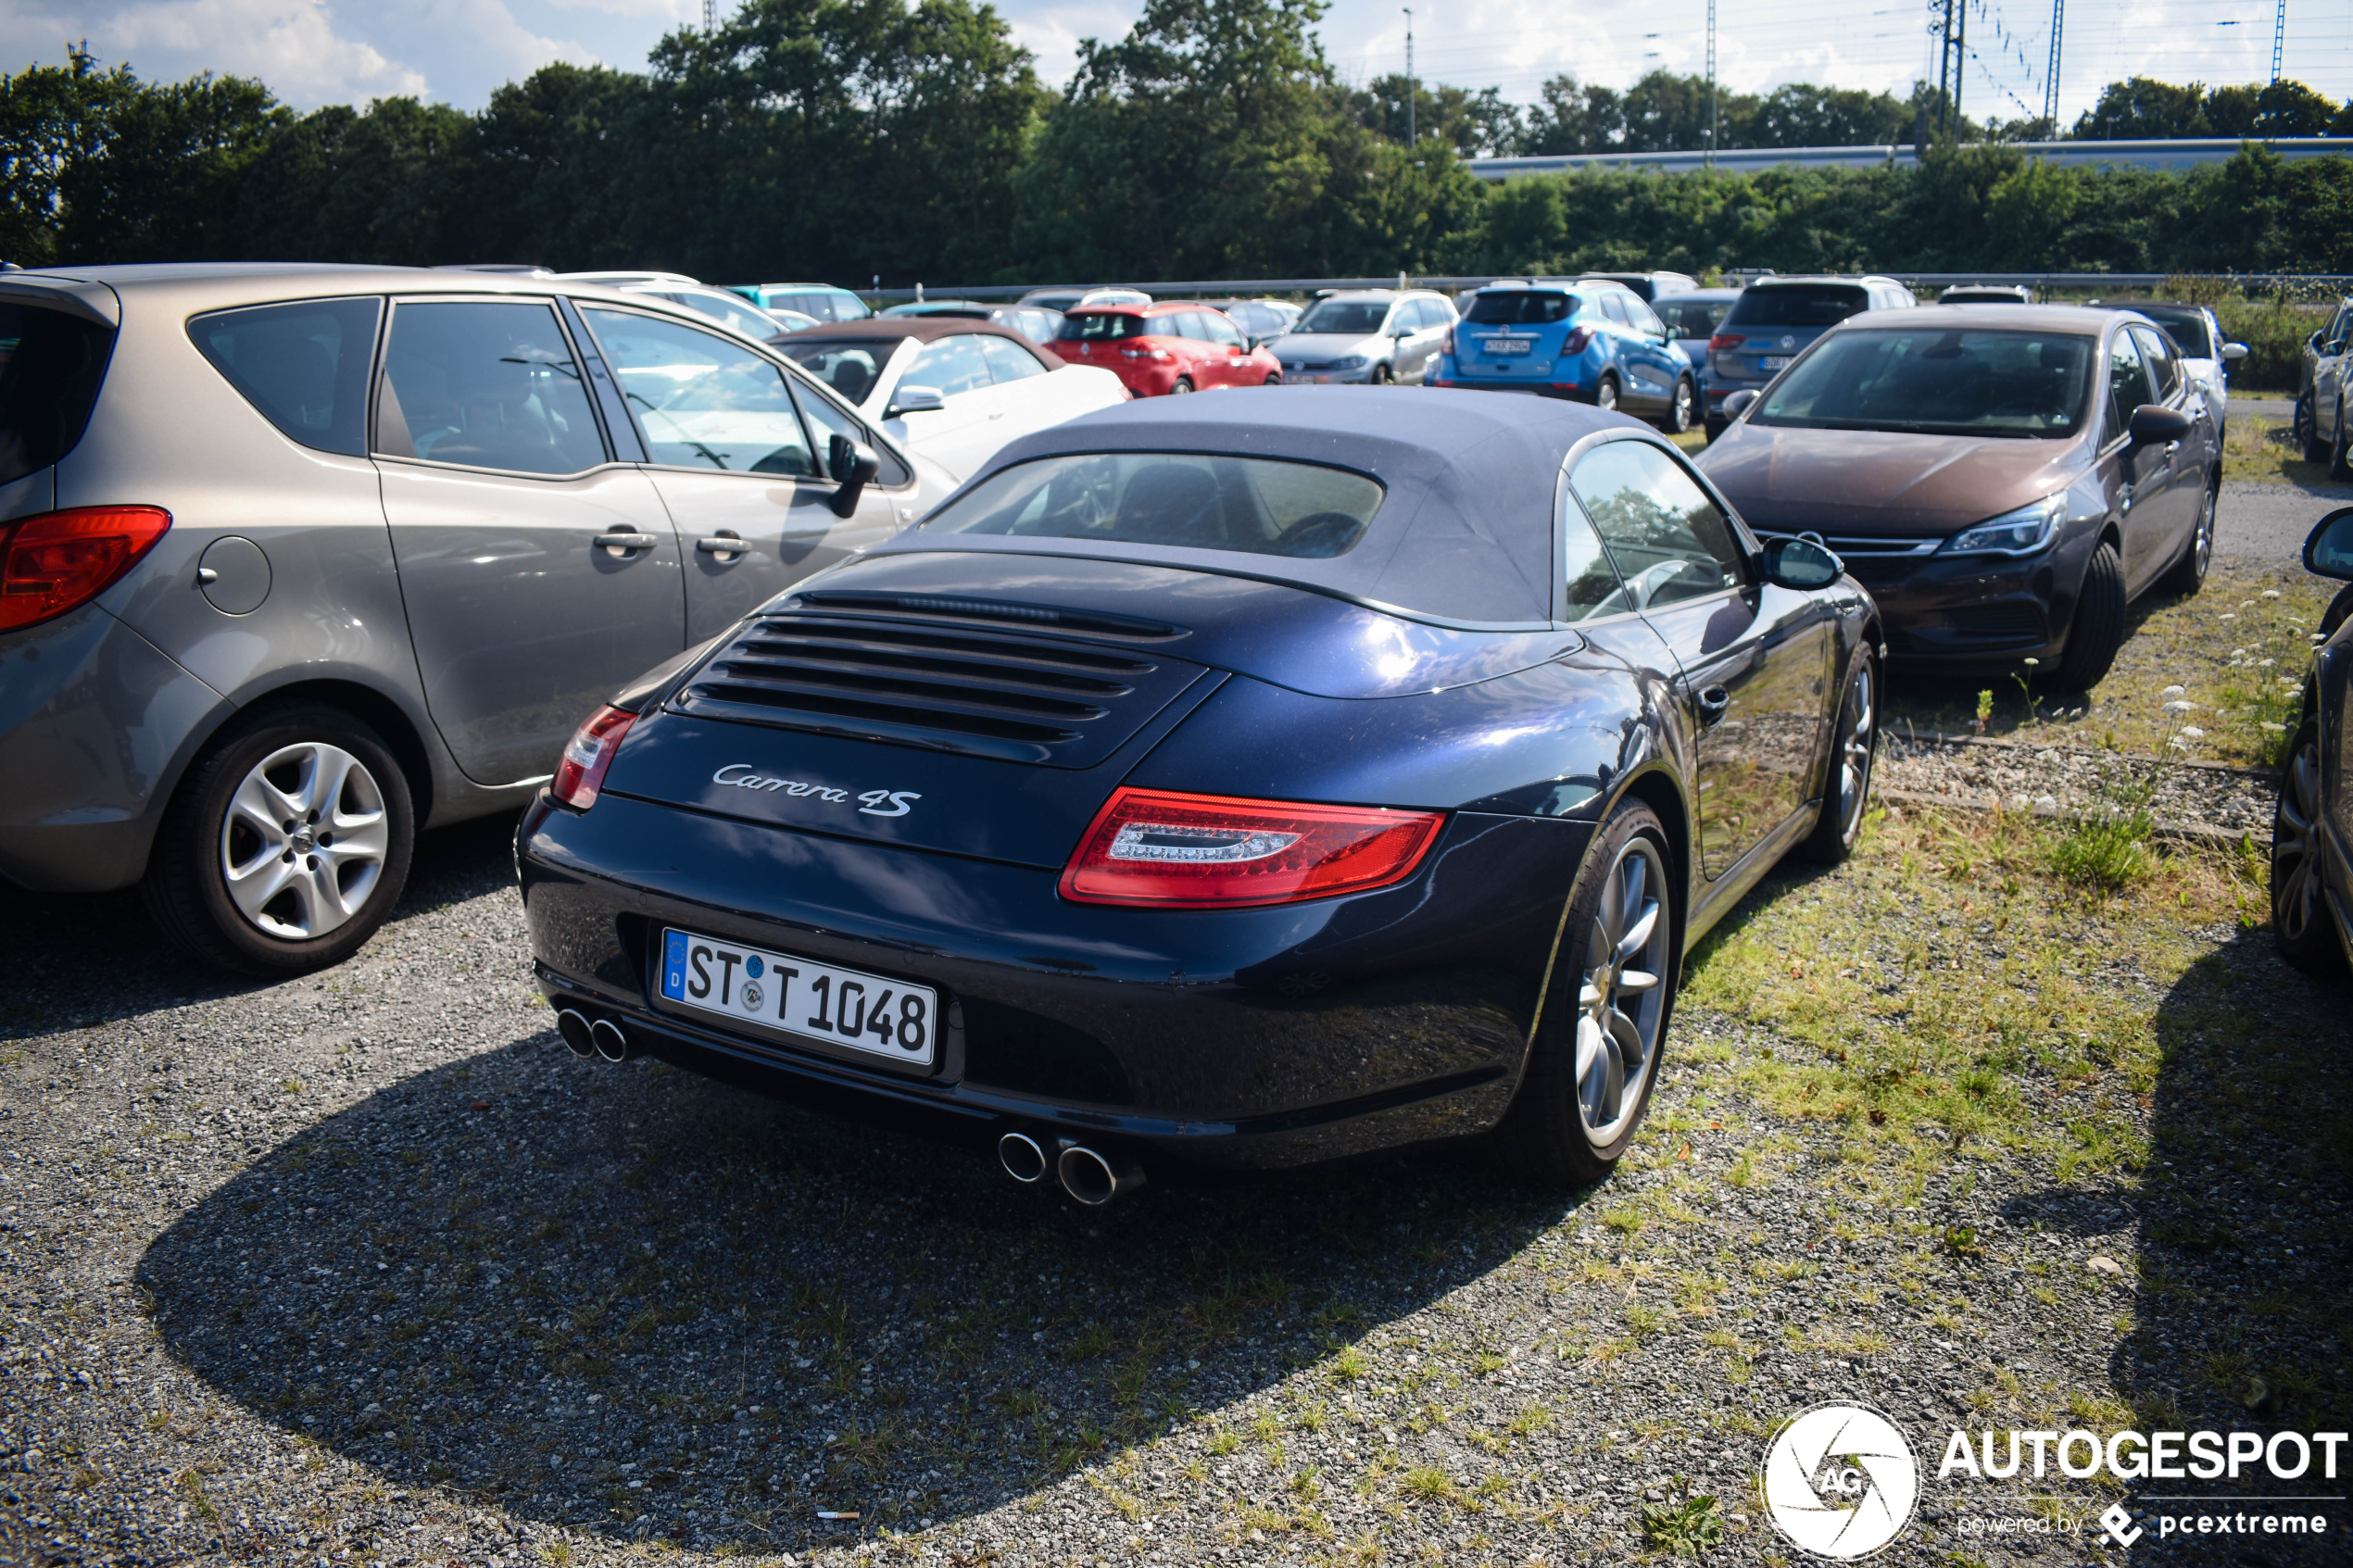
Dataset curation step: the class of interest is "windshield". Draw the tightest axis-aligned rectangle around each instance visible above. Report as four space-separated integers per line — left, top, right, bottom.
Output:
1463 292 1579 326
2130 307 2214 358
921 452 1384 558
1657 299 1729 338
1725 284 1871 329
776 337 893 404
1295 301 1391 335
1056 312 1144 342
1751 328 2095 440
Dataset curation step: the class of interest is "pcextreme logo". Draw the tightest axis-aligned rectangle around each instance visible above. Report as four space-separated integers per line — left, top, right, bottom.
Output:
1759 1402 1920 1560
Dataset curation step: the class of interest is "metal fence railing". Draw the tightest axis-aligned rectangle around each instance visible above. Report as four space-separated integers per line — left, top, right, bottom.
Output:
863 271 2353 305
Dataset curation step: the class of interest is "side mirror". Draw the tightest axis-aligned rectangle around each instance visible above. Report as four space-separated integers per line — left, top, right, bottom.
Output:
2126 403 2194 448
1761 534 1843 590
887 384 945 418
826 433 881 519
2306 507 2353 581
2221 342 2249 362
1722 389 1759 420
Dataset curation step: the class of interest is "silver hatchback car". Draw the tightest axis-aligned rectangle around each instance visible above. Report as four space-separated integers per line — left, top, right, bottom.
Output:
0 263 949 973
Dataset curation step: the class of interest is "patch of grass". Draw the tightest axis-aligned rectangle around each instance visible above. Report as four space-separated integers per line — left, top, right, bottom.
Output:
2042 780 2158 893
1640 1478 1726 1557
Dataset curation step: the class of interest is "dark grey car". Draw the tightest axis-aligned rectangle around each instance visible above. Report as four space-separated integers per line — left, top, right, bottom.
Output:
1705 275 1917 438
0 264 949 973
2273 507 2353 972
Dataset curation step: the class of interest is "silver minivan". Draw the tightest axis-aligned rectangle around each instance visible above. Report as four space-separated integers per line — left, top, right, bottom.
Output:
0 264 950 973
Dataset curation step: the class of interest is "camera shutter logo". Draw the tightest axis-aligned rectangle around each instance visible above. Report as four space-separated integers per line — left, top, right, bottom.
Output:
1759 1402 1919 1559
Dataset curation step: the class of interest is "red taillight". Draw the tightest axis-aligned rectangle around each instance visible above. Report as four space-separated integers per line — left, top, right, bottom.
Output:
1708 333 1744 352
1559 326 1593 355
1060 787 1445 909
1441 326 1455 355
551 706 635 810
0 506 171 633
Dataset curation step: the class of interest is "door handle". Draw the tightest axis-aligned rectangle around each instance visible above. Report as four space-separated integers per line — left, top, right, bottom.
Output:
593 531 659 557
1694 684 1732 726
696 534 748 558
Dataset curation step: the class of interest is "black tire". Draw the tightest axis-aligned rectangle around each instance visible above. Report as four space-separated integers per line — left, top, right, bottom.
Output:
2158 478 2217 596
2300 392 2331 464
2334 403 2353 482
1657 375 1696 435
1797 649 1878 865
142 703 416 976
1372 363 1394 386
1169 377 1195 395
2273 718 2347 974
1264 372 1281 386
1492 798 1680 1185
2050 540 2126 692
1593 373 1620 413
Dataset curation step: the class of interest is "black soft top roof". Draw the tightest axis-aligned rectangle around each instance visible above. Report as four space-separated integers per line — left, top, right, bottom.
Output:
866 385 1652 627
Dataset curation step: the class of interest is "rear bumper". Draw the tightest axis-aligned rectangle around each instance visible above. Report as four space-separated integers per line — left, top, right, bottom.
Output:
1428 357 1584 398
0 603 228 893
518 792 1589 1171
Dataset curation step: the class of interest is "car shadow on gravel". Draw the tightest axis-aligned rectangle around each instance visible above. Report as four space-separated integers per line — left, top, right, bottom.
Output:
132 1017 1587 1556
2101 923 2350 1556
0 809 525 1040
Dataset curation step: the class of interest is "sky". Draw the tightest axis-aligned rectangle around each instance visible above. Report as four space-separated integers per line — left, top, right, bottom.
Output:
5 0 2350 130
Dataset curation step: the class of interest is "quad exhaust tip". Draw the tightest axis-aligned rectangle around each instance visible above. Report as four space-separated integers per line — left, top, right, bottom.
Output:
556 1008 597 1058
590 1018 632 1063
1056 1141 1144 1207
998 1132 1048 1184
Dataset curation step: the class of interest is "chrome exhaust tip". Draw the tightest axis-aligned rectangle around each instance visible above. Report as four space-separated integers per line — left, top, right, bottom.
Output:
998 1132 1048 1184
556 1008 597 1058
1056 1143 1144 1207
590 1018 632 1063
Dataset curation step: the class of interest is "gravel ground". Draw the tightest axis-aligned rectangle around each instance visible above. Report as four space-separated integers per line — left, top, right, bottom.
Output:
5 796 2347 1567
1876 733 2277 841
2215 480 2353 562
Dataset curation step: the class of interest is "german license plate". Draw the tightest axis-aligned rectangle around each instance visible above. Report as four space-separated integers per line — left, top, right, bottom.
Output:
1760 356 1792 370
1487 337 1534 355
657 927 937 1068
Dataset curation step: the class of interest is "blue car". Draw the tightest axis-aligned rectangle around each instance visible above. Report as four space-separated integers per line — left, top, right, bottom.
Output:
515 388 1877 1197
1429 281 1698 433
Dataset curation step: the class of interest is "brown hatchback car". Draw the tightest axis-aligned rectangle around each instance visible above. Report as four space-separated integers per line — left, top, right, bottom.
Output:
1697 305 2219 689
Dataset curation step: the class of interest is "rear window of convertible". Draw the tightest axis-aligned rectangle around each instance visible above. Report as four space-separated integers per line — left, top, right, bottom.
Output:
919 453 1384 558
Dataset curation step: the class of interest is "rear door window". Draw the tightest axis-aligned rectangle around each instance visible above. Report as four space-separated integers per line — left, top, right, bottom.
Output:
1057 312 1142 343
905 333 993 397
190 297 379 458
584 307 816 475
978 334 1048 383
376 300 606 475
1725 285 1871 329
1596 294 1630 325
2104 331 2152 444
2132 326 2181 399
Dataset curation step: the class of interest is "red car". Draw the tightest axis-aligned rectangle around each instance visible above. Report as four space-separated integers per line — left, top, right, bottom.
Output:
1053 302 1283 395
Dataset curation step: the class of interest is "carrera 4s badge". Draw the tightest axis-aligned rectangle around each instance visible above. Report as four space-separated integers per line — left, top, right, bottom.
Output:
711 764 921 818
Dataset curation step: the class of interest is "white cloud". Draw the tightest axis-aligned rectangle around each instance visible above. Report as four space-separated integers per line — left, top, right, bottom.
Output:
4 0 427 100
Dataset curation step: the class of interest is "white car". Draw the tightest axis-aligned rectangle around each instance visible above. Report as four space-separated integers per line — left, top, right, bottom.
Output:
2100 300 2248 437
774 320 1128 483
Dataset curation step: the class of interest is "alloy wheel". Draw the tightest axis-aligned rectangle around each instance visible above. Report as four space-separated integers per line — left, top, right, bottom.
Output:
2274 734 2324 947
1595 377 1618 411
219 741 392 940
1575 834 1669 1147
1671 378 1694 433
2191 486 2215 580
1835 661 1877 838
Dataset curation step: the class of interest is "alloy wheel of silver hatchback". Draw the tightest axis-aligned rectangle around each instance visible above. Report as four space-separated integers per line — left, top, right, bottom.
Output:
2274 734 2325 947
2192 486 2215 578
219 741 392 940
1835 660 1877 837
1576 834 1669 1147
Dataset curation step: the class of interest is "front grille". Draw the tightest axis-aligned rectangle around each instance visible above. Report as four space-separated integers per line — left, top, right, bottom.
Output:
670 611 1206 766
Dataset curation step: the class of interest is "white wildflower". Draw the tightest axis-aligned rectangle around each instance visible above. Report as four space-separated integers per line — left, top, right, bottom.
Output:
2023 657 2039 667
2168 735 2192 751
2219 613 2236 621
2161 700 2196 715
2241 599 2259 608
2161 684 2187 699
2259 659 2275 667
2229 648 2247 658
2260 721 2287 734
2180 726 2205 739
2261 590 2281 599
2033 795 2057 810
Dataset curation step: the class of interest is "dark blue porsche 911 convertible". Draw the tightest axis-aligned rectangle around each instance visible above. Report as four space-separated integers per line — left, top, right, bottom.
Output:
517 388 1881 1199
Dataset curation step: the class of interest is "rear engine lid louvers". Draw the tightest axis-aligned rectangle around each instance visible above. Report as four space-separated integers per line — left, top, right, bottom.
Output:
669 609 1207 767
